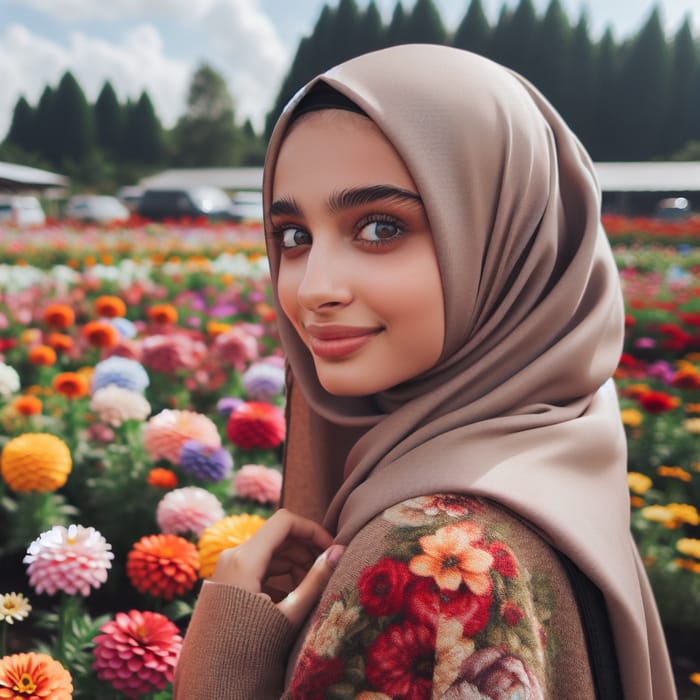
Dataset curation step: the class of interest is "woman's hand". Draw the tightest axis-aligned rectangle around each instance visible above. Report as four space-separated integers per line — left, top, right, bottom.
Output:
211 508 345 628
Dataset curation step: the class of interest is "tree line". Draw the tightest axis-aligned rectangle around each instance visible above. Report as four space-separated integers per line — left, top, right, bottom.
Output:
2 0 699 190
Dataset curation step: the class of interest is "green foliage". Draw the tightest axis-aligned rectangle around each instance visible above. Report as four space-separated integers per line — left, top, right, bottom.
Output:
94 82 124 157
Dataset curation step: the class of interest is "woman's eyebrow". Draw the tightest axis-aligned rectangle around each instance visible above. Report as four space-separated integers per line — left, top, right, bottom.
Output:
328 185 422 212
269 196 301 217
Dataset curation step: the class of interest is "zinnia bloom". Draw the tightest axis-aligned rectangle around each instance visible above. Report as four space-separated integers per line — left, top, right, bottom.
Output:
627 472 653 495
0 362 20 398
0 592 31 624
179 441 233 481
1 433 72 492
24 524 113 596
148 304 178 324
683 418 700 434
90 385 151 427
46 332 73 353
142 334 206 373
241 362 286 401
27 344 56 366
42 303 75 329
212 326 259 371
233 464 282 504
0 652 72 700
52 371 89 399
95 295 127 318
91 356 150 394
657 465 692 482
147 468 178 489
677 538 700 559
82 320 119 348
198 513 266 578
225 401 286 450
12 395 42 417
92 610 182 699
144 409 221 464
638 391 680 414
156 487 225 537
620 408 643 427
126 534 198 600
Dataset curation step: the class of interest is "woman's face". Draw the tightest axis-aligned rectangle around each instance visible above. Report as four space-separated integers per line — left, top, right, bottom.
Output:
271 109 444 396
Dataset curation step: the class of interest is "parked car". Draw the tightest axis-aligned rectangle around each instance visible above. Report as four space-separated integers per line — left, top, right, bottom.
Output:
230 190 263 223
0 195 46 227
654 196 692 221
64 195 130 224
137 187 237 222
116 185 144 211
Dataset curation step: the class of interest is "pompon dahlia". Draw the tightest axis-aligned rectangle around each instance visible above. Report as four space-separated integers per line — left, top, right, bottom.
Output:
143 409 221 464
0 652 73 700
156 487 225 537
241 362 286 401
24 524 113 596
142 334 206 373
126 534 199 600
1 433 72 493
198 513 266 578
90 385 151 427
226 401 286 450
212 326 259 372
179 440 233 481
93 610 182 699
91 356 150 394
233 464 282 505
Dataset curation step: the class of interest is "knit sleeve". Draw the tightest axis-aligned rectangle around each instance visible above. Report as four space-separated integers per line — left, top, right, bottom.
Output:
285 494 598 699
173 581 296 700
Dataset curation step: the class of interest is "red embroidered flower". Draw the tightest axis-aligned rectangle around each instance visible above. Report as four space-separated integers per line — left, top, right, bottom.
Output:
490 541 519 578
405 576 492 636
289 649 343 700
501 601 525 626
358 557 414 617
365 621 435 700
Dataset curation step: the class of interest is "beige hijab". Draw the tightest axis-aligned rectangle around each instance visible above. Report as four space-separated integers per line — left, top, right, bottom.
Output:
263 45 676 700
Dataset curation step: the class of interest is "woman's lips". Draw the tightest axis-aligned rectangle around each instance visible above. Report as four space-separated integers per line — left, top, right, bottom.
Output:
305 325 382 360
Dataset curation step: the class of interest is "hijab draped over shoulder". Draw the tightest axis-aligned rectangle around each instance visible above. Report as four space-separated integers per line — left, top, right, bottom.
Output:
262 45 676 700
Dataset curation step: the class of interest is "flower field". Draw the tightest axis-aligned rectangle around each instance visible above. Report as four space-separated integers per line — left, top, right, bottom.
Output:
0 219 698 698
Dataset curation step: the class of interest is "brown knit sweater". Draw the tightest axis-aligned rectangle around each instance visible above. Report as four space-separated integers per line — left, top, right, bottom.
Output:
174 495 597 699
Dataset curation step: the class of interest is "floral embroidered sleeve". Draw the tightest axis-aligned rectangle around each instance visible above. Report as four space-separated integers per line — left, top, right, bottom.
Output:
288 495 596 700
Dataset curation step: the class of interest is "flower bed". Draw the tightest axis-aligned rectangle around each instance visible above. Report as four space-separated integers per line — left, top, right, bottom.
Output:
0 222 698 697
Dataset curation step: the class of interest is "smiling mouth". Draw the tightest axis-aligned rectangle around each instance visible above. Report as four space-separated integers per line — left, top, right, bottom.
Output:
306 327 382 360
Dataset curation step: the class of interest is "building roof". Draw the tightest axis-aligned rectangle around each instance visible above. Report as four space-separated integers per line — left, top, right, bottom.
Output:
593 161 700 193
139 167 263 192
0 161 69 190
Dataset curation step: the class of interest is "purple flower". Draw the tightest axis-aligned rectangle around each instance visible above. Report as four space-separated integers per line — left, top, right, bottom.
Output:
91 356 149 394
108 317 137 339
242 362 285 401
216 397 243 417
179 440 233 481
647 360 675 384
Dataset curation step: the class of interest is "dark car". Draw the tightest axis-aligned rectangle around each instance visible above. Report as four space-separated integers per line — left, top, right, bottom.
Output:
137 186 236 222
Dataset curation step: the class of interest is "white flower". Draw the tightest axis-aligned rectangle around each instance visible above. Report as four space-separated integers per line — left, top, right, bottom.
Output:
0 592 31 624
156 487 225 537
0 362 20 398
90 385 151 427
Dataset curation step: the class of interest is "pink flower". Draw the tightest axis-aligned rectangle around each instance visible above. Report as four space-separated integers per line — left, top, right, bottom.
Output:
144 409 221 464
24 525 114 596
142 333 206 374
233 464 283 505
157 487 225 536
212 326 259 371
92 610 182 699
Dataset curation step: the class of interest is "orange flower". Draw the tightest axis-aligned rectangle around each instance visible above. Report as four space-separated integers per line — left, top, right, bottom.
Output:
81 321 119 348
95 295 127 318
148 304 178 324
672 366 700 390
675 559 700 574
147 468 178 489
409 521 494 595
42 304 75 330
27 344 57 367
630 496 645 509
657 465 692 482
206 321 232 337
46 332 73 353
1 433 72 492
686 403 700 415
198 514 266 578
126 534 199 600
52 372 89 399
13 395 42 416
0 652 72 700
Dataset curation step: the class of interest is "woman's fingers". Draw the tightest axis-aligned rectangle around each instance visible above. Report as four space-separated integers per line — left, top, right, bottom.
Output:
277 544 346 628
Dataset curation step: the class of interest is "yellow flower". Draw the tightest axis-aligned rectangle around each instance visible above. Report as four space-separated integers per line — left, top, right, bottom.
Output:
640 505 675 526
690 671 700 686
667 503 700 526
676 538 700 559
0 592 31 624
197 514 266 578
683 418 700 435
656 465 692 482
620 408 643 427
1 433 72 492
627 472 652 495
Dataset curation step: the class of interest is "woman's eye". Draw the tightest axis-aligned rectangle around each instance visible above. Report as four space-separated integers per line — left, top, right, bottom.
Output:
278 227 311 249
357 219 403 243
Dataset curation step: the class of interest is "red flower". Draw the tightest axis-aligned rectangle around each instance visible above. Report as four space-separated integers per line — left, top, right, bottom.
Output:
624 314 635 328
289 649 343 700
405 576 492 636
365 621 435 700
501 601 525 626
672 368 700 390
638 391 680 414
358 557 414 617
226 401 285 449
680 312 700 327
490 541 519 578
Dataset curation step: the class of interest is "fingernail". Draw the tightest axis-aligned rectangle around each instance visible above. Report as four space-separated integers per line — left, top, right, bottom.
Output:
324 544 346 569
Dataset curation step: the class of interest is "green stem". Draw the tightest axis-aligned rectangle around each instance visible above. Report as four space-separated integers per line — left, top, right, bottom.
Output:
56 594 72 665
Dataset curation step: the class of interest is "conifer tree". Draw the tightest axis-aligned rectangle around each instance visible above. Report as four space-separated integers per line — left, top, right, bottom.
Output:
452 0 491 57
384 3 408 47
50 72 95 166
94 81 124 158
530 0 571 108
33 86 56 163
5 97 36 153
496 0 538 75
356 1 384 56
564 14 595 149
402 0 447 45
591 27 620 159
123 92 164 164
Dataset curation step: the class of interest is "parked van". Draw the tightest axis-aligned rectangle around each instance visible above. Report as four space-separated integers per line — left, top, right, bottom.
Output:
0 195 46 227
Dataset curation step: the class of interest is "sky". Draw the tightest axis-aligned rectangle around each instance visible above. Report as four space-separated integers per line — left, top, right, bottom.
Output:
0 0 698 141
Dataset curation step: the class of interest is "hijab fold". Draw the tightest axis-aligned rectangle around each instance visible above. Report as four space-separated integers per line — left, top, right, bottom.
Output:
265 45 676 700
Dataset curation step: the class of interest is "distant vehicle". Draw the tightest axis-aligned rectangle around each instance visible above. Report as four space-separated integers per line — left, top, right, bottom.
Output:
654 196 691 221
230 190 263 223
0 195 46 227
64 195 130 224
116 185 144 211
137 186 238 222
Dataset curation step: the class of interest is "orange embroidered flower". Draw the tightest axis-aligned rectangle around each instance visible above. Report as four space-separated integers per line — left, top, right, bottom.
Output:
126 534 199 600
52 372 89 399
1 433 72 492
95 295 127 318
27 344 57 367
42 304 75 330
0 652 73 700
198 514 266 578
147 468 178 489
46 332 73 353
81 321 119 348
409 521 494 595
13 395 42 416
148 304 178 324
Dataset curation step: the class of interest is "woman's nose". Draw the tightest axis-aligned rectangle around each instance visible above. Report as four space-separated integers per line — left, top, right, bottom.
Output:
297 243 352 311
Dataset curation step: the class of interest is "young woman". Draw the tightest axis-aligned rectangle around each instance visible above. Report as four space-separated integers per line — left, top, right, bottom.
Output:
175 45 676 699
